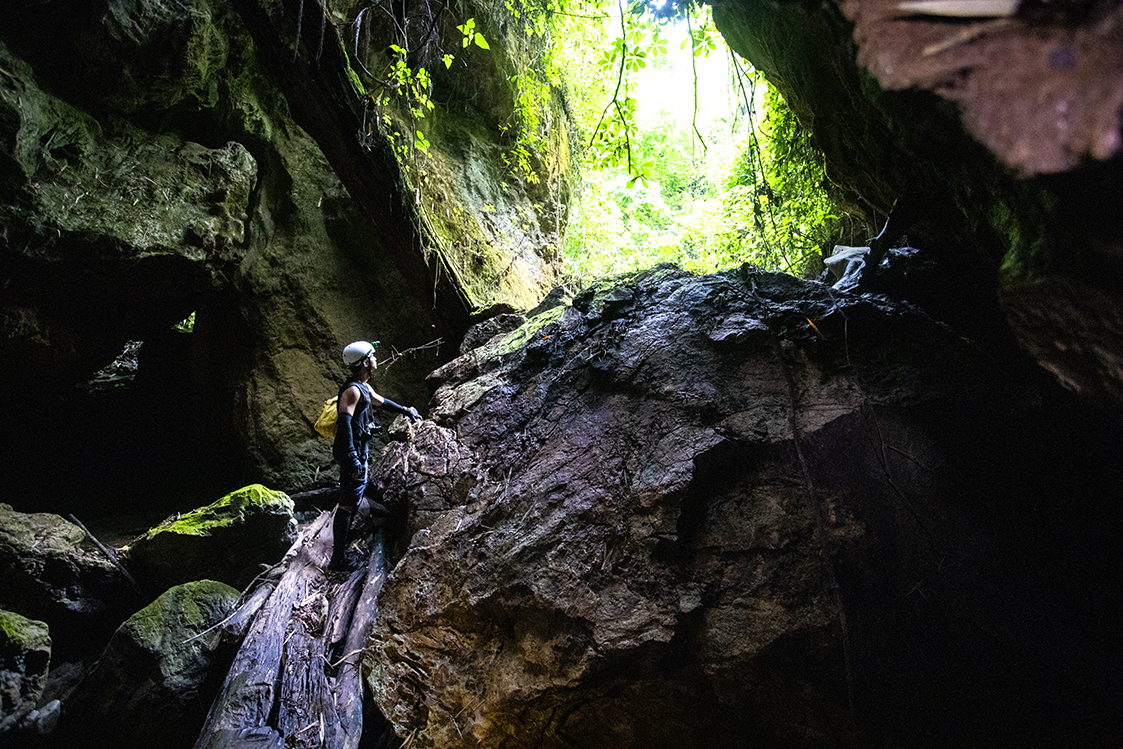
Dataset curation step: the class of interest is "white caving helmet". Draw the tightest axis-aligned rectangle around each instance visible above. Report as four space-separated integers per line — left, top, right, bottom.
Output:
342 340 379 368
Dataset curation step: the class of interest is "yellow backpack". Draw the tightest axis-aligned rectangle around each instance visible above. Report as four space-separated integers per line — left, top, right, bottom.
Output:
314 382 376 441
313 396 339 440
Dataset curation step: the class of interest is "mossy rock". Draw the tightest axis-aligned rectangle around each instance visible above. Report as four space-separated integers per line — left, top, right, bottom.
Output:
54 580 240 748
124 484 296 592
0 609 50 717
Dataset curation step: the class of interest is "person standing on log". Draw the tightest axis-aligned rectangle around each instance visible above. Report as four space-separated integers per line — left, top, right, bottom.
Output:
331 340 420 570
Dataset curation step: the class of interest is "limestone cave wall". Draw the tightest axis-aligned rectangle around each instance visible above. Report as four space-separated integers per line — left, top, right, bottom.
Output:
0 0 572 514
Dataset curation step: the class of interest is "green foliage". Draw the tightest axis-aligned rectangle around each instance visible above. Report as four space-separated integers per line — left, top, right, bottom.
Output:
491 0 570 186
174 311 196 333
743 81 844 274
564 17 849 282
585 10 670 185
384 45 435 122
364 43 440 166
682 22 717 58
368 0 549 186
342 0 849 290
457 18 491 49
502 71 551 184
350 8 495 168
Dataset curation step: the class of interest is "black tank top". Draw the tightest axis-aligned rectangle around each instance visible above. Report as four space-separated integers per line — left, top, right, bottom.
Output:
335 380 376 464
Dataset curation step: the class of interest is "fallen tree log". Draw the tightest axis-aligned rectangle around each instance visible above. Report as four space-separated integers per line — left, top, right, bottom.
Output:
335 534 389 749
193 509 389 749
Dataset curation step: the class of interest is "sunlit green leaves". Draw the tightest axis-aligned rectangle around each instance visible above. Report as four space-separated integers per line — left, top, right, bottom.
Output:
504 71 550 183
360 0 847 282
174 311 196 333
457 18 491 49
565 6 848 282
627 158 655 188
587 8 673 189
385 44 435 119
682 25 716 57
588 95 643 180
751 82 843 270
439 18 490 75
598 20 667 73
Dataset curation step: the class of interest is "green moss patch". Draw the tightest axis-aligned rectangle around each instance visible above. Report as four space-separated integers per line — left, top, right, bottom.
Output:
147 484 292 539
0 609 50 652
496 305 566 357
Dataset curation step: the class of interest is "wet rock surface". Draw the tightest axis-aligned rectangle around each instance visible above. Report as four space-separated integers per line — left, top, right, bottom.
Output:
0 504 136 662
0 609 51 729
366 266 1123 747
0 0 555 507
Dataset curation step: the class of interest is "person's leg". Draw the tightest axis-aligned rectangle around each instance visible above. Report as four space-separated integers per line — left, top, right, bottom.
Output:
330 474 365 569
329 506 353 568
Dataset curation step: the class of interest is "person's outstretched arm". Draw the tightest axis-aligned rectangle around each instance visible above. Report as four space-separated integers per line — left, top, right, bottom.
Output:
371 390 420 421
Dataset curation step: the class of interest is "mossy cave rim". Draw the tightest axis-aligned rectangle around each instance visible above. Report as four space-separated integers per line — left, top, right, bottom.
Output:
2 0 1121 507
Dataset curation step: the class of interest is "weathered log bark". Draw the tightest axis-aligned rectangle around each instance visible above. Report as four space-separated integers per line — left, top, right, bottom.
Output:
221 582 277 640
194 512 332 749
195 508 389 749
336 534 389 749
277 628 338 748
229 0 471 345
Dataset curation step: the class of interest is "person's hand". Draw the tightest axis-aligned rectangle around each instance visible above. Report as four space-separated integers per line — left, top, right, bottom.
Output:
407 406 421 422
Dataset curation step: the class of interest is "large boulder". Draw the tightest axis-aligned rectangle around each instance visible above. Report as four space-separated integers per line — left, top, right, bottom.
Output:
364 266 1123 747
52 579 241 749
124 484 296 592
0 504 136 661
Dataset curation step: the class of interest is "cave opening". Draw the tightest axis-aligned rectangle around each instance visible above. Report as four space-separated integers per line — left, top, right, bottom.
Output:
1 310 232 544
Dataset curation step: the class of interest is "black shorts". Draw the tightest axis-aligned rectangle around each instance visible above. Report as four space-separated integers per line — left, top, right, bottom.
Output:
338 466 366 508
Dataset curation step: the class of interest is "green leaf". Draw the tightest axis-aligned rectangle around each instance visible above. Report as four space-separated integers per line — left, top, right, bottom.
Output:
474 33 490 50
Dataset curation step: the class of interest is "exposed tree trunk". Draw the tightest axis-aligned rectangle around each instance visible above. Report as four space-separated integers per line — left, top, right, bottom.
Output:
194 509 390 749
230 0 472 345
